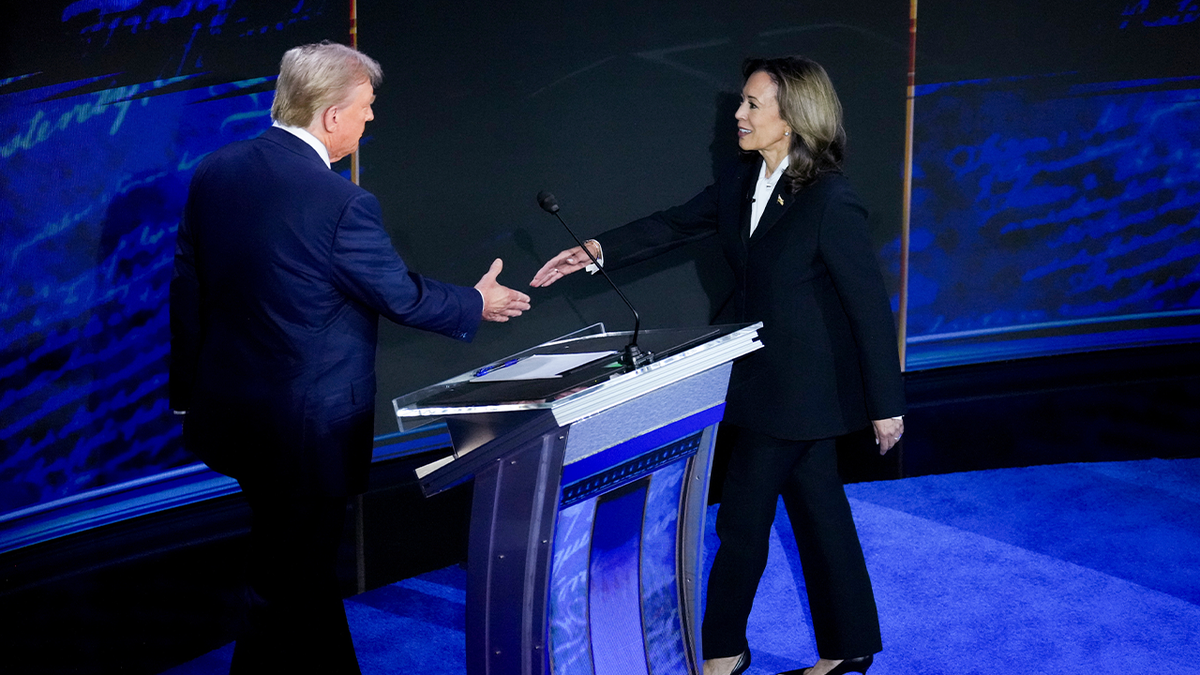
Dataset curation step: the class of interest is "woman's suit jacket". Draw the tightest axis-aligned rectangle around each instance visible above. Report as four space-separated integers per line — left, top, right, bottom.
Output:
170 127 483 497
600 157 905 441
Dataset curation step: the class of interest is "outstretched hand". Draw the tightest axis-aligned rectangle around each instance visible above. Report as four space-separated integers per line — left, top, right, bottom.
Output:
475 258 531 322
529 242 598 287
872 417 905 455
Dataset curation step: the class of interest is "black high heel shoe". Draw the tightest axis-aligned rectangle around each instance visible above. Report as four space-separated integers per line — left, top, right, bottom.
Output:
730 650 752 675
776 653 872 675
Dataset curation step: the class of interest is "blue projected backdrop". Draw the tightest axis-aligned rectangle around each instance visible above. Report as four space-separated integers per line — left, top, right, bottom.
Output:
0 1 346 516
899 0 1200 368
2 0 1197 537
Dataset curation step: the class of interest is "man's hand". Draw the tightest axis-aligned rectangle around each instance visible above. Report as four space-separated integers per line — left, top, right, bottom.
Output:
475 258 532 322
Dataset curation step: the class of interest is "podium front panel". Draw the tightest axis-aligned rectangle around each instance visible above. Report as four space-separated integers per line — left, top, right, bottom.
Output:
547 415 720 675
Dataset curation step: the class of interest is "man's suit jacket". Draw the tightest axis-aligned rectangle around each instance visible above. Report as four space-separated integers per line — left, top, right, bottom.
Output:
170 127 482 497
601 158 906 441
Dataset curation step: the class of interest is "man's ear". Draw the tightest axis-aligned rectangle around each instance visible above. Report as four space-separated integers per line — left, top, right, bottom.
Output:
321 105 339 133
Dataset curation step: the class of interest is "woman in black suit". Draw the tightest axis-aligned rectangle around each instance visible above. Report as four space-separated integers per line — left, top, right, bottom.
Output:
531 56 905 675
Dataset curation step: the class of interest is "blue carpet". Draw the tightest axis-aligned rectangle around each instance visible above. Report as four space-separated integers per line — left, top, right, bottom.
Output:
162 459 1200 674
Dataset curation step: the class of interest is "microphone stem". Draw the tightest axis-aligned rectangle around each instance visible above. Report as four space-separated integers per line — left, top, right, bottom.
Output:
552 212 642 350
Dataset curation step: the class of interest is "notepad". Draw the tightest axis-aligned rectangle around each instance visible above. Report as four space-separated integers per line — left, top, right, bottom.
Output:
469 351 617 382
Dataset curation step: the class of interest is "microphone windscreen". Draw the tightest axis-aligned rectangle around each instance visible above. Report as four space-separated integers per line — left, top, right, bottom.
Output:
536 191 560 214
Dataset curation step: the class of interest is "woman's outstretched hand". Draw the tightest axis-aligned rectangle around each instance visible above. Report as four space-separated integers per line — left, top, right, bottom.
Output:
529 243 597 287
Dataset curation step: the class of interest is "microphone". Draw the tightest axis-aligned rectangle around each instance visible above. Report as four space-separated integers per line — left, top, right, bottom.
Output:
536 191 651 368
537 191 560 214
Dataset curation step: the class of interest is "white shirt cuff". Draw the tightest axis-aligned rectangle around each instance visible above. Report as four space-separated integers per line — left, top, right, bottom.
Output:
584 239 603 274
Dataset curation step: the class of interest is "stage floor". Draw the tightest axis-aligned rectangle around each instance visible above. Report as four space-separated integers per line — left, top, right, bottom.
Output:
164 458 1200 675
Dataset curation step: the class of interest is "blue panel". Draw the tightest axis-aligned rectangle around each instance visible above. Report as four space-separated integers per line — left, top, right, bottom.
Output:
0 77 275 515
894 76 1200 369
589 482 651 675
906 322 1200 370
0 1 346 522
549 498 597 675
641 460 690 675
552 429 711 673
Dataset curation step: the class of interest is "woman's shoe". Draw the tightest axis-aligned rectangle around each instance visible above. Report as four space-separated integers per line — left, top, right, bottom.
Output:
776 653 873 675
730 650 752 675
704 650 751 675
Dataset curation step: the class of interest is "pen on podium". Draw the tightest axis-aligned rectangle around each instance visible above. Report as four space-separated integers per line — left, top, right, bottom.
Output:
475 357 521 378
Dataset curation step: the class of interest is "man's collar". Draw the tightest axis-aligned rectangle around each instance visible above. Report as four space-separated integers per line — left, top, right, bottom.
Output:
271 120 331 169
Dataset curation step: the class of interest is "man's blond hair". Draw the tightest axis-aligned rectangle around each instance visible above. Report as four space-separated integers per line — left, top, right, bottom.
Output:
271 42 382 128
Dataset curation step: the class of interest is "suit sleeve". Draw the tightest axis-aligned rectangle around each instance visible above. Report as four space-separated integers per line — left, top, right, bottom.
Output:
330 192 483 341
598 180 722 270
169 178 202 412
818 186 907 419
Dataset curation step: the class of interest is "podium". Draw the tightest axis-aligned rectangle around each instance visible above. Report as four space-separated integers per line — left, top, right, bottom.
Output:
392 323 762 675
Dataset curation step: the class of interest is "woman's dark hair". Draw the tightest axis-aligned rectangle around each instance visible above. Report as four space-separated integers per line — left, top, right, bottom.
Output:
742 56 846 191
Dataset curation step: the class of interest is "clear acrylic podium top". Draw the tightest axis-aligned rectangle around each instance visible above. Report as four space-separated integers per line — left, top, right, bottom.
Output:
391 322 763 432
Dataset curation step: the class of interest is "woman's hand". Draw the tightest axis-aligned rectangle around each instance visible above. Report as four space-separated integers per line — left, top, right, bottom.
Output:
529 241 600 287
871 417 904 455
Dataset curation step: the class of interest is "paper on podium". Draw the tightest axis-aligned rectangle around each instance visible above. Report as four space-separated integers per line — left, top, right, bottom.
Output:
469 351 617 382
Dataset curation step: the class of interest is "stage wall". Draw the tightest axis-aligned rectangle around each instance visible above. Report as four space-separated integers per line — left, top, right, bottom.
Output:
1 0 1196 545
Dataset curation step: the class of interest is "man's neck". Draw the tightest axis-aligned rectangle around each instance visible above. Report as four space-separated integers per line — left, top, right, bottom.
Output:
271 120 332 168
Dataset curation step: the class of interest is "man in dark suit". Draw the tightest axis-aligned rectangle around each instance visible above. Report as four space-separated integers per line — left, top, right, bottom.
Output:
169 42 530 674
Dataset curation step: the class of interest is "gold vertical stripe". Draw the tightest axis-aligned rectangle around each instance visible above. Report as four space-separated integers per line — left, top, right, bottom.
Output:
350 0 361 187
898 0 918 371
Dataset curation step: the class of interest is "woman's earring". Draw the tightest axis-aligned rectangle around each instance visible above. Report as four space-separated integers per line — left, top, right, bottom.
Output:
784 131 791 136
